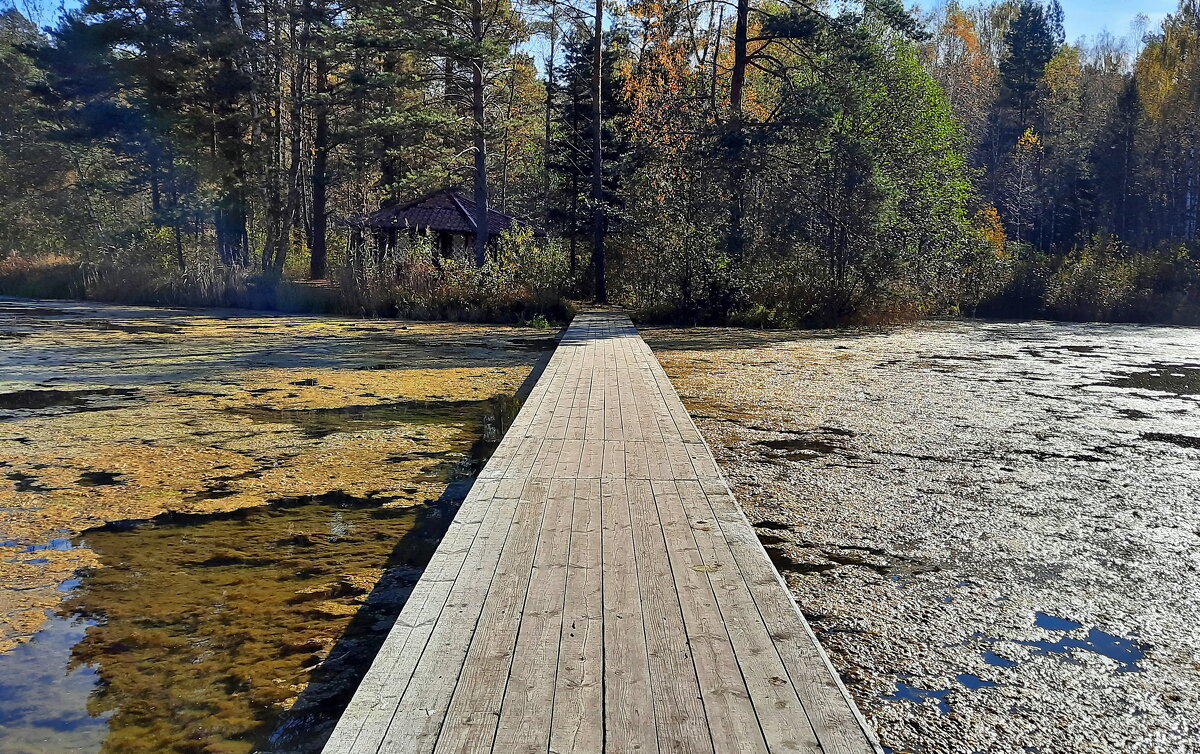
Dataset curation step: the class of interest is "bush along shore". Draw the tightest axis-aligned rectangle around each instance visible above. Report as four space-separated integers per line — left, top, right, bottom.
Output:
0 231 574 326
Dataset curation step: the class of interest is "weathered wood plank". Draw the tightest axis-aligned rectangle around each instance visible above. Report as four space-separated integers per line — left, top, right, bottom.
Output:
600 478 657 754
649 478 769 753
491 477 575 753
626 478 714 754
430 480 553 753
550 477 604 753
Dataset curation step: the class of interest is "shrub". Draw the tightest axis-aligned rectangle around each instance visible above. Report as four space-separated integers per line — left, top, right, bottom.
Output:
333 230 572 323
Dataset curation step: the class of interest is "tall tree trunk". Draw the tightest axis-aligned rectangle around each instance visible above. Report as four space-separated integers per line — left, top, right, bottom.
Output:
380 51 405 195
543 2 557 217
726 0 749 272
261 5 285 272
500 67 517 213
710 6 723 115
275 0 308 273
168 155 185 270
227 0 258 267
730 0 747 115
311 51 330 279
471 0 489 268
568 70 581 274
591 0 606 302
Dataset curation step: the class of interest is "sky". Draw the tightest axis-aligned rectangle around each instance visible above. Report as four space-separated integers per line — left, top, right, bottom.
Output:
13 0 1188 50
1053 0 1178 42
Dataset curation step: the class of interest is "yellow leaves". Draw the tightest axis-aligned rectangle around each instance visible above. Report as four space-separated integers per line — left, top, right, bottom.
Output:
1016 128 1044 153
1136 11 1200 126
624 7 701 154
1043 46 1083 98
943 9 985 59
974 206 1008 257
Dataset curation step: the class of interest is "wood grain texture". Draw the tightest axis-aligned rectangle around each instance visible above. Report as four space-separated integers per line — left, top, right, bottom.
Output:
322 312 880 754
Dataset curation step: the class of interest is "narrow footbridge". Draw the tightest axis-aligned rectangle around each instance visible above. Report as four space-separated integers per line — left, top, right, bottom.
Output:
324 312 879 754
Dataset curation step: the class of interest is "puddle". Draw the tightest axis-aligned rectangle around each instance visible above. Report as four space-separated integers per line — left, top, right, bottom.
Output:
957 673 998 690
0 388 139 415
227 395 520 440
20 538 76 552
882 681 951 715
1034 611 1082 631
1098 364 1200 395
881 672 1000 717
1016 628 1147 672
982 650 1018 668
0 462 496 753
0 614 111 752
974 613 1147 674
1141 432 1200 449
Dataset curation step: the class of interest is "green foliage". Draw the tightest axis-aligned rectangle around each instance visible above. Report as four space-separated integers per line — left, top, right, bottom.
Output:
616 6 988 325
999 1 1058 122
1045 237 1200 323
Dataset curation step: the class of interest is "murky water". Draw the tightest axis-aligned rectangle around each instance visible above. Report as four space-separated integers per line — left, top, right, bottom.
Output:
646 319 1200 754
0 298 552 753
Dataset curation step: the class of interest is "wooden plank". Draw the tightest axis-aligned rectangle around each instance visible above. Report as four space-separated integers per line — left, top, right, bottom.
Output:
600 478 657 754
626 478 714 754
550 477 604 753
673 478 822 753
491 478 576 752
623 440 651 480
600 439 626 479
648 479 769 754
430 480 554 753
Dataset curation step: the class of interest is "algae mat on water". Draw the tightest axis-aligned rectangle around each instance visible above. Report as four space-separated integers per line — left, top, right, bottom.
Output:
645 319 1200 754
0 298 554 753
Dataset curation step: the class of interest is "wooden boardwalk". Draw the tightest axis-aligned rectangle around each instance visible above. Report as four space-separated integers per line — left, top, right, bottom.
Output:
324 312 879 754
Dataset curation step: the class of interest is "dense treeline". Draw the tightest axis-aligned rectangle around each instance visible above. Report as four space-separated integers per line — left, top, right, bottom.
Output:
923 0 1200 323
0 0 1198 324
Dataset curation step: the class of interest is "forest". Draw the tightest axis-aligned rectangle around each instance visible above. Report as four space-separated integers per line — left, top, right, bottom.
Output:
0 0 1198 325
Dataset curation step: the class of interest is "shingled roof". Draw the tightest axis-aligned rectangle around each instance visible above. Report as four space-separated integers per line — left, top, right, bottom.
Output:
351 189 546 238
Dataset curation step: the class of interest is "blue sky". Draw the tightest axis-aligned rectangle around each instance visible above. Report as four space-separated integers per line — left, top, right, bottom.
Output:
23 0 1186 47
1056 0 1178 41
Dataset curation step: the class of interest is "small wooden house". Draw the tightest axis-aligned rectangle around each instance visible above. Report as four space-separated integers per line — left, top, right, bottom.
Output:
349 189 546 262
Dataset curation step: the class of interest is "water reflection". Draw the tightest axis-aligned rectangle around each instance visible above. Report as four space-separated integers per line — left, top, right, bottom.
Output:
1 487 454 753
0 614 110 752
0 389 523 752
